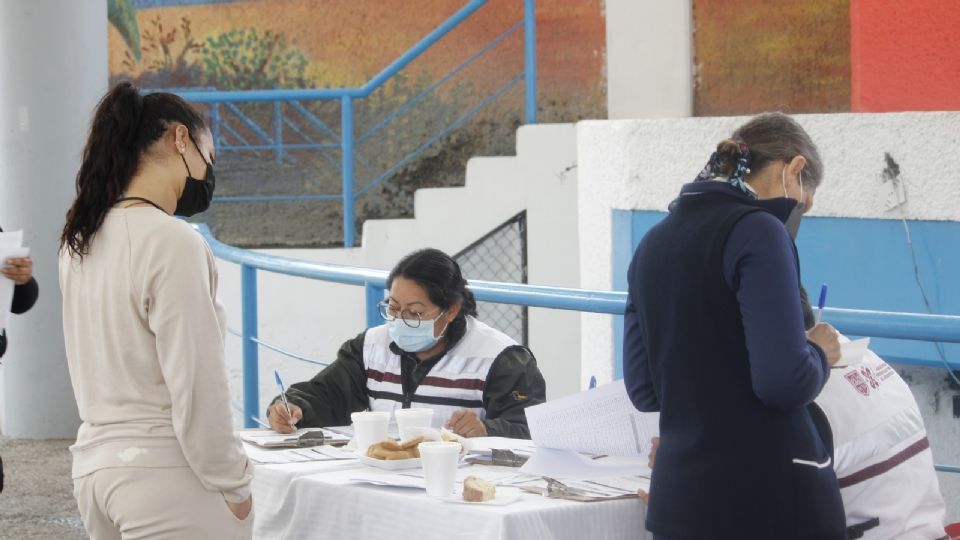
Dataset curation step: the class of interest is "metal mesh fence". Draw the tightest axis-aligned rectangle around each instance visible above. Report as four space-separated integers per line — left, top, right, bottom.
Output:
454 212 528 345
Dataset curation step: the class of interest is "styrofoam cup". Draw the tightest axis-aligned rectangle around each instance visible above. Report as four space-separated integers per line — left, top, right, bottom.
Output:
394 408 434 441
351 411 390 454
418 441 461 498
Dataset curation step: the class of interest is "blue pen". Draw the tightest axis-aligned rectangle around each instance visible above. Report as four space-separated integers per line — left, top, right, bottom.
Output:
274 370 294 425
816 284 828 324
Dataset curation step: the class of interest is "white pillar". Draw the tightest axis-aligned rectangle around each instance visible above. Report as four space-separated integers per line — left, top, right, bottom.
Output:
605 0 693 119
0 1 107 437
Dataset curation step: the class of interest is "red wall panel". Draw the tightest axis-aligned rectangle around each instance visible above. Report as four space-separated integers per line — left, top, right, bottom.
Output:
851 0 960 111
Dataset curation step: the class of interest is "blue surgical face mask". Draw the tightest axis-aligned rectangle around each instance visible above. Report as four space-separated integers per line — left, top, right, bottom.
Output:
388 313 447 353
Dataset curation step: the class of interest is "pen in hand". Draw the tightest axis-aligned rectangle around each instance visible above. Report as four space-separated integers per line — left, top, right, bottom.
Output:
274 370 295 428
815 284 828 325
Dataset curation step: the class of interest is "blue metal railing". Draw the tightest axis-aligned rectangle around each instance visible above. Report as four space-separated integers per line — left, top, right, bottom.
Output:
174 0 537 248
194 224 960 474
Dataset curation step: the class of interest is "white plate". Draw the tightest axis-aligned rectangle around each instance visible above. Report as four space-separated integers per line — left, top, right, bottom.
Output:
359 455 422 470
441 486 522 506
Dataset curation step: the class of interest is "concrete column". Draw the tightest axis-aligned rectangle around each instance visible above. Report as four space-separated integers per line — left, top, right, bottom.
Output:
0 1 107 437
605 0 693 119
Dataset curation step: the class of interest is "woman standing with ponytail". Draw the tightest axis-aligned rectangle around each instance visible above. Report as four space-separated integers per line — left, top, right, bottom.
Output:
623 113 846 539
59 82 252 539
266 248 546 439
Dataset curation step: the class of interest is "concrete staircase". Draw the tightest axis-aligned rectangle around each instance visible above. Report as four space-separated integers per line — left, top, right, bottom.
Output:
217 123 584 419
355 123 583 399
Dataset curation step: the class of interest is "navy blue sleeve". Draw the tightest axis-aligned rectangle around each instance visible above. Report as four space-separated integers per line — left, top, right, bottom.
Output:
11 277 38 314
723 212 829 410
623 268 660 412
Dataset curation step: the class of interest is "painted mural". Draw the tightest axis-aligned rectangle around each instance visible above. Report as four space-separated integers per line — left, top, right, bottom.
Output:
107 0 605 119
692 0 852 116
106 0 605 247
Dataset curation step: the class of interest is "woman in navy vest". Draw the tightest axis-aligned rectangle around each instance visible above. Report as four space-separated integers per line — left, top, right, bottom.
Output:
623 113 846 539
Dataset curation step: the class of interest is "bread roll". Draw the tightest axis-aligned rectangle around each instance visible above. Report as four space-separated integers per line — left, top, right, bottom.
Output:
462 476 496 502
366 437 423 460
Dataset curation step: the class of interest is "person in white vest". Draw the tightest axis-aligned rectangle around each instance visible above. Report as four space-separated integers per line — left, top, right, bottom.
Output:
267 248 546 439
799 288 948 540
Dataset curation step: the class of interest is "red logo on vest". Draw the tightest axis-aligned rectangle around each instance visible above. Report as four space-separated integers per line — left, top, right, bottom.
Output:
860 366 881 390
844 370 870 396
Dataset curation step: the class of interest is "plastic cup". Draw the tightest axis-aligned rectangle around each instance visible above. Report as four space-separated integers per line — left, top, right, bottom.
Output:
351 411 390 454
418 441 461 498
394 408 434 441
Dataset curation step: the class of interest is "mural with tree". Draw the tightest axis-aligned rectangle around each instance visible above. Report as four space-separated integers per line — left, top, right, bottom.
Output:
106 0 606 246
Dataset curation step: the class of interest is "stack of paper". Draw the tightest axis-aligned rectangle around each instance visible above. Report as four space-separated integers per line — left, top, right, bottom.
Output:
240 428 349 448
243 443 357 464
0 230 29 332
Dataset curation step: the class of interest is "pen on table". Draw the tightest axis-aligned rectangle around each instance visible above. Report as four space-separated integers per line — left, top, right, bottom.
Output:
274 370 295 427
815 283 828 325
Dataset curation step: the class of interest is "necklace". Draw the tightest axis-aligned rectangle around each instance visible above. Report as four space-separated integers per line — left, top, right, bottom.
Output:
117 196 167 214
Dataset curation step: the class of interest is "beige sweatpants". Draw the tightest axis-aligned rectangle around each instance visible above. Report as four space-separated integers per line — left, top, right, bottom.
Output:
73 466 253 540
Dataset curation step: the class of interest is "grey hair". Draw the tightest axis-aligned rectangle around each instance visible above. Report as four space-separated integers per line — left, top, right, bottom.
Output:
728 112 823 189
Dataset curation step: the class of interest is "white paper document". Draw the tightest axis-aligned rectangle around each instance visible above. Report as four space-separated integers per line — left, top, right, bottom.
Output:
242 442 357 464
240 428 348 448
0 230 29 332
833 338 871 368
345 473 425 489
519 448 649 480
524 379 659 459
462 437 537 456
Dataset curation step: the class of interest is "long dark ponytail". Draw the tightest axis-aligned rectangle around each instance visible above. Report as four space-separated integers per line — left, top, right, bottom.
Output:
60 81 206 259
387 248 478 342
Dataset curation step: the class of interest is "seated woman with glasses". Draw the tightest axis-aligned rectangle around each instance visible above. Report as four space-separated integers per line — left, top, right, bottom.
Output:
266 248 546 439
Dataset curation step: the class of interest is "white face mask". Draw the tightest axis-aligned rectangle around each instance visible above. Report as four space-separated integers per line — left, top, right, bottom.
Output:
782 165 805 206
782 167 806 239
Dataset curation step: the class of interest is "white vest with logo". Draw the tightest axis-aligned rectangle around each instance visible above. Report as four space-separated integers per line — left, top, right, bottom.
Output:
363 316 517 425
815 338 946 540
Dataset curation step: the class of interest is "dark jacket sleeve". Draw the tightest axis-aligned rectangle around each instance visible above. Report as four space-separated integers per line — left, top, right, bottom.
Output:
267 332 369 428
623 292 660 412
480 345 546 439
11 278 39 314
723 211 829 410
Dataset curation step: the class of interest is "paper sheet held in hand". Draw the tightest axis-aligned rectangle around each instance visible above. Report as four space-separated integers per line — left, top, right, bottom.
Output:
0 230 29 332
833 338 871 368
524 379 659 459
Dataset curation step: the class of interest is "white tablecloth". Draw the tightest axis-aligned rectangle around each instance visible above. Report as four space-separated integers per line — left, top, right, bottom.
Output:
251 459 647 540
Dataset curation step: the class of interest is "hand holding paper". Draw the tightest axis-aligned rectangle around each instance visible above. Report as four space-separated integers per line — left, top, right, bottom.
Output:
2 254 32 285
0 230 30 332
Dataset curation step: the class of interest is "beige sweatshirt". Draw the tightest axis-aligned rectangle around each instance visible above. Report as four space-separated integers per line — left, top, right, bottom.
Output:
59 207 251 503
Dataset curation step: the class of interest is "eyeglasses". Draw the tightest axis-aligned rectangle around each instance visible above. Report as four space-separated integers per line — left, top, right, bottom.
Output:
377 301 444 328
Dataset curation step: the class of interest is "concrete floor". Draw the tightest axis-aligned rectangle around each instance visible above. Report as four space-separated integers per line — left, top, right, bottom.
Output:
0 437 85 540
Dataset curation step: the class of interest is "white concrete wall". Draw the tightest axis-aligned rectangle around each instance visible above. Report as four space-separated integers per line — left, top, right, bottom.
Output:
0 0 106 437
217 123 583 422
605 0 692 119
576 111 960 520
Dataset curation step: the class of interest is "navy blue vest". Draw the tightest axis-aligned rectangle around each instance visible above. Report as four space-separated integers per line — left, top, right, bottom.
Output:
628 191 845 539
